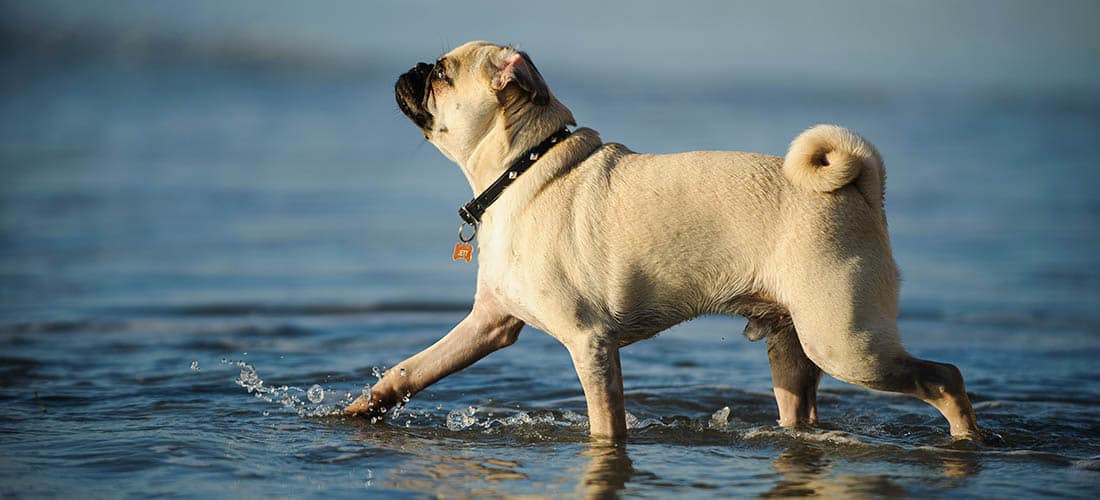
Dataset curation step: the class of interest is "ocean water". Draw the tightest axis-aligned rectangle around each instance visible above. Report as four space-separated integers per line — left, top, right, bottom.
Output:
2 55 1100 498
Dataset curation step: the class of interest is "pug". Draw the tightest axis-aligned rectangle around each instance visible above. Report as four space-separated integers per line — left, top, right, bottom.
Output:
347 41 997 443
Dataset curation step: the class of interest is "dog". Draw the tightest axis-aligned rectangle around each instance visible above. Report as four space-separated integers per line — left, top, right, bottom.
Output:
347 41 996 443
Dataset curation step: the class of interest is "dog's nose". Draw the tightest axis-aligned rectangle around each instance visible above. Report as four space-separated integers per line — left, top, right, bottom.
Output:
395 62 436 130
408 62 432 78
397 62 433 94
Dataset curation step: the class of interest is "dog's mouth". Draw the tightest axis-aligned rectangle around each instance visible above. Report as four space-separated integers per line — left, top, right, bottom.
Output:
396 62 434 131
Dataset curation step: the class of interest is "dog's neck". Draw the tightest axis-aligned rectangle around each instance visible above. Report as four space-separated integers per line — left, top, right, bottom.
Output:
461 97 576 194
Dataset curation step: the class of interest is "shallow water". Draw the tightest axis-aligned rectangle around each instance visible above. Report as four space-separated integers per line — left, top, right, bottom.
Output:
2 56 1100 497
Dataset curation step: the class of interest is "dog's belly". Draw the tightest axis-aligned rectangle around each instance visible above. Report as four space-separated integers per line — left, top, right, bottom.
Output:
482 232 780 347
488 256 787 347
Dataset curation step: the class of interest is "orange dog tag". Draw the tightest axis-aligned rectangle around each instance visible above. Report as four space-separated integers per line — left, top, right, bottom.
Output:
452 242 473 262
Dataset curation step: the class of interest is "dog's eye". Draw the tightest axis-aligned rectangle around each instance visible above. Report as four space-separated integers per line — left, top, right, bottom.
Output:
431 67 448 84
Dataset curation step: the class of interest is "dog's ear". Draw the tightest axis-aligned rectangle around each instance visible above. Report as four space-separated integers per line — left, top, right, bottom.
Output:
491 50 550 105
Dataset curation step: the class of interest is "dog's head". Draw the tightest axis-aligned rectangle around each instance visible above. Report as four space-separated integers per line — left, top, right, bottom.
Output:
395 41 573 168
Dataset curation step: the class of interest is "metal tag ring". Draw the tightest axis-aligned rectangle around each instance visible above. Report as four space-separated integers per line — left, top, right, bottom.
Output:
458 222 478 243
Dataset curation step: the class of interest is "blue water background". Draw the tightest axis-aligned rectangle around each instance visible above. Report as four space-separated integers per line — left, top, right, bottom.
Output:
2 2 1099 497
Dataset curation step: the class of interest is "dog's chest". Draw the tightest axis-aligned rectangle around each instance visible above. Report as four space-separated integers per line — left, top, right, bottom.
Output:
479 250 546 330
478 234 577 335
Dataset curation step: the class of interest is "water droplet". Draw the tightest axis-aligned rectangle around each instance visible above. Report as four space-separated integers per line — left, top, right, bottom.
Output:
709 406 731 430
446 407 478 431
380 406 387 414
371 366 381 379
466 406 477 417
625 411 640 429
307 384 324 403
190 360 199 371
399 368 407 377
361 385 371 398
262 410 270 416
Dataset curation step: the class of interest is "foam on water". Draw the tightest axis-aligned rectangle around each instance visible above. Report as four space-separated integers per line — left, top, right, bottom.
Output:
1071 456 1100 471
740 428 868 447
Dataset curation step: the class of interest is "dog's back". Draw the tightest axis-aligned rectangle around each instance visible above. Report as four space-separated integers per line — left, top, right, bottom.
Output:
528 128 891 344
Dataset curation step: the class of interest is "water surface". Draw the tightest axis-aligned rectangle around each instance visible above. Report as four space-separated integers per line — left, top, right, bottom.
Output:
2 56 1099 497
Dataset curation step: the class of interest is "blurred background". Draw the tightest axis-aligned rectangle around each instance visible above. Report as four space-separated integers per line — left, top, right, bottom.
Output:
1 0 1098 323
2 2 1100 497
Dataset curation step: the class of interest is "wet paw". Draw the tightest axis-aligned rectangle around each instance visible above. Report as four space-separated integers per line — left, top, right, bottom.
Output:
953 427 1006 447
344 394 390 422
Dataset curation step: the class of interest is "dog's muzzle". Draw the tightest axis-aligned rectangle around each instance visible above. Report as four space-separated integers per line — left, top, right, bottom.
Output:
396 63 434 130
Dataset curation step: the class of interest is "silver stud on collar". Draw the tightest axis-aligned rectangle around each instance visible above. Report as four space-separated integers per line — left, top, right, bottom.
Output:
508 171 518 179
529 152 539 161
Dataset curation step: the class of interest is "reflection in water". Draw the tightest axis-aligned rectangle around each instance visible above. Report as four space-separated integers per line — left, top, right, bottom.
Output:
763 444 832 497
349 430 531 495
348 423 986 497
939 449 982 479
762 442 980 497
579 444 634 499
349 427 636 497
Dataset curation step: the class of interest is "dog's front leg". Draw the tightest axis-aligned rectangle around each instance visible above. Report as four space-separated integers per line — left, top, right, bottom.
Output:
345 294 523 418
566 337 627 441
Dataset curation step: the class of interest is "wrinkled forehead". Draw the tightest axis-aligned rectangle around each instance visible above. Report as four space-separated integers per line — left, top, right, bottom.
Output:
444 40 504 61
430 41 511 84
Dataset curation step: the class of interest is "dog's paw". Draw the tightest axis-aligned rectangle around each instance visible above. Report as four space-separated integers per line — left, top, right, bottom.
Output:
952 426 1006 447
344 394 392 422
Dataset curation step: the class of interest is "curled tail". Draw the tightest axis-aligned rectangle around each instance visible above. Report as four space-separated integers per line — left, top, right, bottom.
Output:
783 124 885 211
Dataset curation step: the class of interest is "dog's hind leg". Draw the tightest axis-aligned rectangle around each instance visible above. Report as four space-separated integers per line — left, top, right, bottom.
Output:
564 336 627 441
753 317 822 427
860 356 998 443
792 317 997 442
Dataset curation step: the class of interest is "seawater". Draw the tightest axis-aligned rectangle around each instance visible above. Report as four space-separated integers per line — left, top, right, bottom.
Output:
1 57 1099 497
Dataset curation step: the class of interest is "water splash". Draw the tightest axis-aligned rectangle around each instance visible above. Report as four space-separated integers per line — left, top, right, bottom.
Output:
709 406 731 430
307 384 325 404
190 360 199 371
220 359 348 418
446 406 479 431
444 406 590 433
